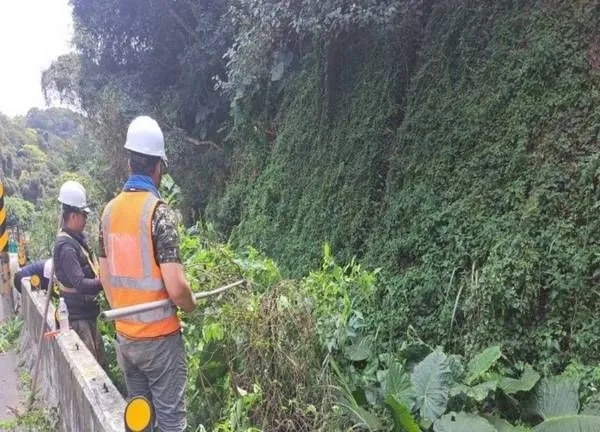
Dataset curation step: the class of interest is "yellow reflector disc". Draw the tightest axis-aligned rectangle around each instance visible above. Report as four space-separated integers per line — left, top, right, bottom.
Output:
30 275 40 288
125 397 152 431
18 253 26 266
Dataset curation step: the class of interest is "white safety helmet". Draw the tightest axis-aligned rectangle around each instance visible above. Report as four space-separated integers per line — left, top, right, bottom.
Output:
124 116 167 162
58 180 90 213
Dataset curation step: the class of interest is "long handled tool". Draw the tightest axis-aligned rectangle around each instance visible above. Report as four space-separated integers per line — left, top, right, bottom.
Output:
28 210 62 409
101 279 247 321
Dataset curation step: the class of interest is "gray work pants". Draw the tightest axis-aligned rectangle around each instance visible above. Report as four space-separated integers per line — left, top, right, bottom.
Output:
115 332 187 432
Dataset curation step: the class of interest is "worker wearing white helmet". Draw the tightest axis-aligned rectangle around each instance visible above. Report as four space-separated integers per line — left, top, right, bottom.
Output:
53 180 107 368
99 116 195 431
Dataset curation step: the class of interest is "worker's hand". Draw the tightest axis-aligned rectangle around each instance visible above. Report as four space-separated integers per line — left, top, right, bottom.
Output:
161 262 196 312
180 295 197 313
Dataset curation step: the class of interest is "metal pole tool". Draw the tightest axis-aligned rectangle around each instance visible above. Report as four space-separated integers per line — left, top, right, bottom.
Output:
101 279 247 321
29 208 62 408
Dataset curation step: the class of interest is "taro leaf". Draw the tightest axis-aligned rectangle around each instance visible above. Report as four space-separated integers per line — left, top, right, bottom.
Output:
465 345 502 385
532 415 600 432
400 342 432 369
448 354 466 382
330 359 382 431
337 397 383 431
344 337 372 362
449 383 469 398
450 381 497 402
383 361 414 407
468 381 497 402
365 386 382 407
411 350 452 423
485 415 531 431
498 364 540 394
384 394 420 432
531 377 579 419
433 412 496 432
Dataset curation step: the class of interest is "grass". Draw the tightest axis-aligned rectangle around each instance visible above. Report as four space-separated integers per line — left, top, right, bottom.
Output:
0 317 22 353
0 324 58 431
0 407 58 432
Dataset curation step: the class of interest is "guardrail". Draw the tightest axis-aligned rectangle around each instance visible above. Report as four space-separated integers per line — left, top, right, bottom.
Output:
19 280 125 432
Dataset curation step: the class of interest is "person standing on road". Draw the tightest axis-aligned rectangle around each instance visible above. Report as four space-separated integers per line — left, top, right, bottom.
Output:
99 116 196 432
53 180 107 368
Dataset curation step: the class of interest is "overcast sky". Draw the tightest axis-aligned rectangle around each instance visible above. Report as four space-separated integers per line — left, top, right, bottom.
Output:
0 0 73 117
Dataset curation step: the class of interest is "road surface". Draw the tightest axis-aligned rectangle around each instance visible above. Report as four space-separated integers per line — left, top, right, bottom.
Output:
0 253 24 429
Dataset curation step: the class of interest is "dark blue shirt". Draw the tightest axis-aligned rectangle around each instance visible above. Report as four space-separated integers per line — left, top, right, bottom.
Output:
15 260 48 292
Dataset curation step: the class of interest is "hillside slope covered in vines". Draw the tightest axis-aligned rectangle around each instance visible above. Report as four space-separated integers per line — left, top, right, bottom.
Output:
215 1 600 370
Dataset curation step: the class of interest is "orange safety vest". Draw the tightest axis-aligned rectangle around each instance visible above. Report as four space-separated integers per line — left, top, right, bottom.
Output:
101 191 180 339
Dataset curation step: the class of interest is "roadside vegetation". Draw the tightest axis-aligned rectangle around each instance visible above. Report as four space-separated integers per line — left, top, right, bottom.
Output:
6 0 600 430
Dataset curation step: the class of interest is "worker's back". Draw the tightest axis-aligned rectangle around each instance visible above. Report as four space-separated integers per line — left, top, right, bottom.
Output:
101 190 180 340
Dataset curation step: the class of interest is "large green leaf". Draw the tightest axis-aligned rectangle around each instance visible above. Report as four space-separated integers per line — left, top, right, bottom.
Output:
449 384 469 398
497 364 540 394
411 350 452 423
382 361 415 407
485 416 532 432
337 399 383 431
470 381 498 402
400 342 433 368
344 337 372 361
450 381 497 402
532 415 600 432
330 359 383 431
531 377 579 419
385 394 420 432
471 381 497 401
465 345 502 385
433 412 496 432
448 354 466 382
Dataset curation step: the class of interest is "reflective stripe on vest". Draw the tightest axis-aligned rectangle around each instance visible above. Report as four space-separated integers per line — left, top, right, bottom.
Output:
102 191 180 339
120 304 175 323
